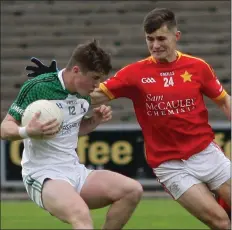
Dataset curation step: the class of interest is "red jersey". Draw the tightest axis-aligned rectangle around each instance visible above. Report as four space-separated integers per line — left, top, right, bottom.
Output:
99 51 227 168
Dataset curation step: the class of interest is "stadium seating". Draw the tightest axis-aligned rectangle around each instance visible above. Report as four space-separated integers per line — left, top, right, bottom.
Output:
1 0 230 123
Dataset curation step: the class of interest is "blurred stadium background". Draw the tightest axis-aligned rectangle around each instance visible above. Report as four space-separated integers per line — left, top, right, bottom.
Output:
1 0 231 229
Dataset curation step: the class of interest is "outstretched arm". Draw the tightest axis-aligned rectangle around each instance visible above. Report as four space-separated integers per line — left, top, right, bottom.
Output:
90 87 112 106
214 94 231 120
200 62 231 121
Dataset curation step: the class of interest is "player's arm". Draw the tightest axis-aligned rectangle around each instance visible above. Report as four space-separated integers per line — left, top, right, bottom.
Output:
1 89 31 140
200 62 231 121
213 93 231 120
1 114 24 140
1 108 44 141
91 65 135 106
90 87 112 106
1 82 59 140
79 105 112 135
1 111 58 141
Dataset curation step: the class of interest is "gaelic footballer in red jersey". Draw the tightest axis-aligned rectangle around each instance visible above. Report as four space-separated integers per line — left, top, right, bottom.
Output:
97 8 231 230
100 52 226 168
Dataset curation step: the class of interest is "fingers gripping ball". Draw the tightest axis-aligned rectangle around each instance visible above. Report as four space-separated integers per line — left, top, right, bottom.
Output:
22 100 64 139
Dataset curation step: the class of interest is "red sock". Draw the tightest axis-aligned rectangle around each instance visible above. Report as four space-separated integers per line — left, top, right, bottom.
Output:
218 197 231 219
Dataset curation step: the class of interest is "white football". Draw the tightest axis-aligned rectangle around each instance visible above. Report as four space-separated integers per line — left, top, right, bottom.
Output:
22 100 64 139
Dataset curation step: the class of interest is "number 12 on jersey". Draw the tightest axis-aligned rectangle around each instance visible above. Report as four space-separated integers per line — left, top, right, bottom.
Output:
68 106 76 115
163 77 174 87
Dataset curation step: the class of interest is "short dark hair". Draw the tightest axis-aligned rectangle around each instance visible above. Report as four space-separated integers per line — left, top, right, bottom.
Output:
66 39 112 75
143 8 177 34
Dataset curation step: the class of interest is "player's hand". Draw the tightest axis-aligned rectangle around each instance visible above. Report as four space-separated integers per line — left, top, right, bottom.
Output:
26 112 61 138
92 105 112 124
25 57 58 78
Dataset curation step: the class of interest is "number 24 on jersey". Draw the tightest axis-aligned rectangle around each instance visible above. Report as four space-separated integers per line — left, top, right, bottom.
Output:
163 77 174 87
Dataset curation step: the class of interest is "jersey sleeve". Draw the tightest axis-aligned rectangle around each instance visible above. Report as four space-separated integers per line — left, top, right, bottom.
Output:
8 80 39 121
200 62 227 100
99 65 136 99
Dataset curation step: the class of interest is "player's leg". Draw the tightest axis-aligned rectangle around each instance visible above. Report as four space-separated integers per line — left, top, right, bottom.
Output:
42 179 93 229
177 183 230 229
177 142 231 229
23 174 93 229
209 148 231 207
214 144 231 219
153 153 231 230
80 170 143 230
214 179 231 207
217 195 231 219
206 142 231 212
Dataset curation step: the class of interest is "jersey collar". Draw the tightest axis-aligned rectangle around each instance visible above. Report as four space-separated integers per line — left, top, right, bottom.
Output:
58 68 66 90
151 50 182 64
58 68 77 95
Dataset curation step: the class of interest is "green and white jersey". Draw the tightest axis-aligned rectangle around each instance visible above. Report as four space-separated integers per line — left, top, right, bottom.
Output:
8 69 91 176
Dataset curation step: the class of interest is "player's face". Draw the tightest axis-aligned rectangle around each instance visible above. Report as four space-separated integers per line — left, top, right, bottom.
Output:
145 25 181 62
72 68 104 96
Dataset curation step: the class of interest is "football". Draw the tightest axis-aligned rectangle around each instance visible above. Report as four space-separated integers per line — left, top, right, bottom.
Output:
21 100 64 138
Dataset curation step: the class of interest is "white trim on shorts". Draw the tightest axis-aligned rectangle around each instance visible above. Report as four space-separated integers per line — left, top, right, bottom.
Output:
23 164 93 209
24 175 44 208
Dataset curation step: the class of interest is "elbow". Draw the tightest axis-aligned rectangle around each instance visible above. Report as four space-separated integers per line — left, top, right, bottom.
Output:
221 105 231 121
78 128 85 136
0 125 7 140
0 117 21 141
1 122 12 140
0 129 18 141
78 130 88 136
79 128 92 136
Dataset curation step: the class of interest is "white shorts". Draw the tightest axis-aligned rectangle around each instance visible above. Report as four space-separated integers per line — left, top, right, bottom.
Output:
22 162 93 209
153 142 231 200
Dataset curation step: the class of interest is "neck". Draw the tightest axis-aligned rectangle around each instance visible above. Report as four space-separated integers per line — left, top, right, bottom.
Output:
62 69 75 93
157 51 178 63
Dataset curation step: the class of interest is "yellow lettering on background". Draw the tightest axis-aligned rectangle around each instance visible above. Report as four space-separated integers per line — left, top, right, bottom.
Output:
112 141 132 165
9 140 22 166
214 132 231 160
89 142 110 165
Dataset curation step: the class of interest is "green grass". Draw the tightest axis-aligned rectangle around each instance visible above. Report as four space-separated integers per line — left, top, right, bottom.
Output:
1 199 208 229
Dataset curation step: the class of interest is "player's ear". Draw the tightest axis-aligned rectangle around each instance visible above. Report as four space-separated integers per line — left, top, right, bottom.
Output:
72 66 80 73
176 31 181 41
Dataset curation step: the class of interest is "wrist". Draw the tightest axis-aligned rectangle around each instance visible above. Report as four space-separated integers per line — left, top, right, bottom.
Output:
18 126 29 139
90 115 101 125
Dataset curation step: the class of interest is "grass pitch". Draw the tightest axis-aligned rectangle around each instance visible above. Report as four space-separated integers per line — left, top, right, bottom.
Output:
1 199 208 229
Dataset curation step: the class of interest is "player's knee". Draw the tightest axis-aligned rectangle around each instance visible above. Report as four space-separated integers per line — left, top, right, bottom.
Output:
213 218 230 230
66 204 92 226
207 211 230 230
127 181 143 204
